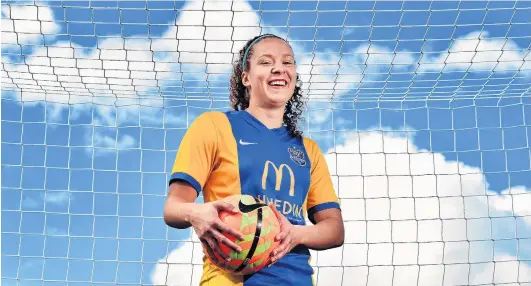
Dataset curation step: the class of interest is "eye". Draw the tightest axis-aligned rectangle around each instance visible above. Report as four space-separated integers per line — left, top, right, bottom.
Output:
283 57 295 65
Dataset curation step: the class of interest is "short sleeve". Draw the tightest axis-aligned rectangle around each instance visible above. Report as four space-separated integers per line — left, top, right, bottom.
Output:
169 112 218 195
303 138 340 224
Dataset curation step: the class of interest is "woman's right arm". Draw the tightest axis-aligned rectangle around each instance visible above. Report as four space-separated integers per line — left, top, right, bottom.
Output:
164 111 218 230
163 112 244 260
164 179 245 260
164 180 200 229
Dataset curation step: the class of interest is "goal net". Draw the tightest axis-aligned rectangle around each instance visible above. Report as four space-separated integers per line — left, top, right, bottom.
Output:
2 1 531 285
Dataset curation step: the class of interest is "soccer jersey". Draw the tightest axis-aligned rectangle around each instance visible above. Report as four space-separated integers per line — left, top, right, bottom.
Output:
170 110 341 286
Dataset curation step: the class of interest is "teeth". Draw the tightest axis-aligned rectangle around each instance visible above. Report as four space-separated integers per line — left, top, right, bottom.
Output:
269 80 286 86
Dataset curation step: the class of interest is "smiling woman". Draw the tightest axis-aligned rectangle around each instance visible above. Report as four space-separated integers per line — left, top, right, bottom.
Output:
163 33 345 286
229 34 306 138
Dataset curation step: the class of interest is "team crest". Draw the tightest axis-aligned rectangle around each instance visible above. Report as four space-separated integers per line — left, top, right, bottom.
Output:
288 146 306 166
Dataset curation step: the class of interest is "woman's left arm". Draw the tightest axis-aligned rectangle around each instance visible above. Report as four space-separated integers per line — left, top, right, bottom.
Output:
294 208 344 250
270 139 345 263
269 206 344 263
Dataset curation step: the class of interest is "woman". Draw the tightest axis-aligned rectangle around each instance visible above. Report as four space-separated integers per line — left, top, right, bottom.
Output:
164 34 344 286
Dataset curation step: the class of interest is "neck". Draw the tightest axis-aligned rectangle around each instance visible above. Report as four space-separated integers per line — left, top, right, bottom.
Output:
245 104 284 129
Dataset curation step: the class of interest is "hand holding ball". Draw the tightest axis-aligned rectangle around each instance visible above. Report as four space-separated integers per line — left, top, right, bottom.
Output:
202 194 281 275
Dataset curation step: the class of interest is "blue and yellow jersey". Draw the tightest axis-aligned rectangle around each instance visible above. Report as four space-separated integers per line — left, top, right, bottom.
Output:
170 110 340 286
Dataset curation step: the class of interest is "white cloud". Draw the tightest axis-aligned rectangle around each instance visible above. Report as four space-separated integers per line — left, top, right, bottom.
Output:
0 0 258 132
21 190 70 211
1 0 419 113
0 0 260 106
1 4 60 45
3 2 530 284
419 31 531 74
92 132 136 152
151 130 531 286
314 131 531 286
151 241 204 286
44 191 71 205
2 2 530 116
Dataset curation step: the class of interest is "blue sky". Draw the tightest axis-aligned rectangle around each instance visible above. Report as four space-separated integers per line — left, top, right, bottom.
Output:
2 0 531 284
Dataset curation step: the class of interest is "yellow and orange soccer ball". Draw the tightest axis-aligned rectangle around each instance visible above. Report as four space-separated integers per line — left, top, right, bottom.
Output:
203 194 281 275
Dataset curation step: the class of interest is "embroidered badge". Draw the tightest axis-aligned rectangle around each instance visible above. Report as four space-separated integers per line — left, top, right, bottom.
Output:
288 146 306 166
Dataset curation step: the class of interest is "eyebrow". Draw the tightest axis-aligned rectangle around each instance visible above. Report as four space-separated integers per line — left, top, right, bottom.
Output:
257 53 294 59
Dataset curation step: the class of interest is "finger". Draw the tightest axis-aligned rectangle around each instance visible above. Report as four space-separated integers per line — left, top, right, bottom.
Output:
275 225 290 241
202 237 227 262
214 201 239 213
271 239 291 263
269 202 287 221
273 237 291 256
214 220 245 241
268 202 281 218
270 248 288 264
269 203 289 241
206 235 230 261
211 228 242 253
276 230 287 241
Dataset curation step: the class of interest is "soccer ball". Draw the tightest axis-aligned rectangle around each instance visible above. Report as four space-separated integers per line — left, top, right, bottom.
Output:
203 194 281 275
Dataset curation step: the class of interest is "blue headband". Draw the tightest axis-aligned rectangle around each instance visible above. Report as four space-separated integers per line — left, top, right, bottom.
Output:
241 34 277 71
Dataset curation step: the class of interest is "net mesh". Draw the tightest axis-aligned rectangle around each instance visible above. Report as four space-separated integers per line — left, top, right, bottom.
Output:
2 1 531 285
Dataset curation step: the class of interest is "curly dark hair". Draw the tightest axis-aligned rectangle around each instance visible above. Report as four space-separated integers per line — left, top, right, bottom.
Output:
229 34 305 138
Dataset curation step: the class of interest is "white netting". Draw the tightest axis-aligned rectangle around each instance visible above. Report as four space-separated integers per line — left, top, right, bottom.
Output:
2 1 531 285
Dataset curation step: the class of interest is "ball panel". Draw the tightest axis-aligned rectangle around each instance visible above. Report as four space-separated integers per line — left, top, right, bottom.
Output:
225 258 243 270
239 194 257 205
204 194 281 275
218 231 237 257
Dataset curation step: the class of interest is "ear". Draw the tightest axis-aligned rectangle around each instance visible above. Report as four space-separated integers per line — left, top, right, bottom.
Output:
241 72 251 88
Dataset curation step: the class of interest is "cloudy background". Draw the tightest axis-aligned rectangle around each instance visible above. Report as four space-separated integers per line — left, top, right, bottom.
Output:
2 0 530 285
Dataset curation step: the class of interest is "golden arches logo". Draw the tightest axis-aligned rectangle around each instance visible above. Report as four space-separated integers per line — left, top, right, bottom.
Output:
261 160 295 197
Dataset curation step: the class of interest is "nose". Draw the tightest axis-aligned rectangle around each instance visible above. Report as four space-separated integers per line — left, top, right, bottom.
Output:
271 62 285 74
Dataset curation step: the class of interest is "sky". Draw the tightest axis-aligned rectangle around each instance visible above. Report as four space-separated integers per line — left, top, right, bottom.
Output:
1 0 531 285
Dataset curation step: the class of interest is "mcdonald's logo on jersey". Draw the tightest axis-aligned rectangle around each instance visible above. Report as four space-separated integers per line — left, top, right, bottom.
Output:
261 160 295 197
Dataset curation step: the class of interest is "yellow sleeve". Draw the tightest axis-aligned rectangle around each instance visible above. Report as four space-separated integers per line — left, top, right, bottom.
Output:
303 138 341 224
169 112 218 195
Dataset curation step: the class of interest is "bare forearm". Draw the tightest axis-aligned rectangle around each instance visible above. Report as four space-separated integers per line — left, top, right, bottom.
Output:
163 197 200 229
164 182 202 229
294 218 344 250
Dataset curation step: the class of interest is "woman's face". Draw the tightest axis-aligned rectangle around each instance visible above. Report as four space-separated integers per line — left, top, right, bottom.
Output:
242 37 297 108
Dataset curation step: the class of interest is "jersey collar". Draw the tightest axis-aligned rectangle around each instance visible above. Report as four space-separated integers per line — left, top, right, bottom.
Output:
241 110 289 137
